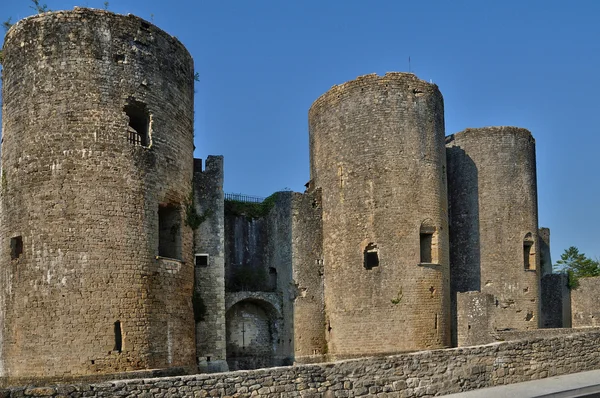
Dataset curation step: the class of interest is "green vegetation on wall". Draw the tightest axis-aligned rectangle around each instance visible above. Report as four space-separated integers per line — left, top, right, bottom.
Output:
224 192 279 220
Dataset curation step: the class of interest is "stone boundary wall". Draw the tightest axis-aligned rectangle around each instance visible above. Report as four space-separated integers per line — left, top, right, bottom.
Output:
3 329 600 397
495 327 600 342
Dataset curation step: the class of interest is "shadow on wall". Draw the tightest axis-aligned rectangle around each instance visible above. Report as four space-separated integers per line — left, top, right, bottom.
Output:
447 146 481 346
225 298 283 371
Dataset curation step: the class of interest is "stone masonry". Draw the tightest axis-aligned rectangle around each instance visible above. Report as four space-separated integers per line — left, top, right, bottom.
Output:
446 127 540 343
1 328 600 397
308 73 451 357
0 8 196 385
2 5 592 390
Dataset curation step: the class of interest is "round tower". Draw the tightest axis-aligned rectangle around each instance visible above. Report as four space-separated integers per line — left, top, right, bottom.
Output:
0 8 196 383
446 127 539 331
308 73 451 357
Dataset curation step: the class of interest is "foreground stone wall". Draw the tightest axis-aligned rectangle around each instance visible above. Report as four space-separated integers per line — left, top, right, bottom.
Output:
3 329 600 397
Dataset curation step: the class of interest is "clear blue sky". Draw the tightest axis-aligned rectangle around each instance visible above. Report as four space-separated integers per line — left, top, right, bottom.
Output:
1 0 599 262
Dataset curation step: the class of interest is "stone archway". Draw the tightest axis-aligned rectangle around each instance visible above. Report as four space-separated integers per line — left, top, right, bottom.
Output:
225 298 280 370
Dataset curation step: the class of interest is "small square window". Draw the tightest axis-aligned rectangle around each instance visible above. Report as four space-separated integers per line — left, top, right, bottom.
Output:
195 254 209 267
10 236 23 260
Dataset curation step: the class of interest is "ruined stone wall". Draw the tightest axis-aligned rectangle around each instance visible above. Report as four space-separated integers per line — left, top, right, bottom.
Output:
264 193 294 365
0 8 196 384
224 215 268 291
571 276 600 327
538 227 552 276
446 127 539 336
541 273 571 328
193 156 228 372
224 193 297 370
291 190 325 363
309 72 451 357
4 329 600 397
456 291 495 347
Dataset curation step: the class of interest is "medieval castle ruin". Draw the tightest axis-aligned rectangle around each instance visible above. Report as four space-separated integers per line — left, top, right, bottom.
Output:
0 7 596 390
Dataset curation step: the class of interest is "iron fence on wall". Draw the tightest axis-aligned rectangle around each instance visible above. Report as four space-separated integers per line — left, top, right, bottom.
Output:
224 193 265 203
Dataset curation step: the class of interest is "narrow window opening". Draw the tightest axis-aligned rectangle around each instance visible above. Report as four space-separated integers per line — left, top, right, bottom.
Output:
420 233 433 263
10 236 23 260
114 321 122 353
158 205 182 260
269 267 278 290
206 356 211 362
419 219 439 264
124 99 150 147
195 254 209 267
523 233 535 270
364 243 379 270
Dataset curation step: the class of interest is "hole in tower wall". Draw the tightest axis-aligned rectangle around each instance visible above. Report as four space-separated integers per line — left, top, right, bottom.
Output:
158 205 182 260
10 236 23 260
124 100 150 147
523 233 534 270
114 321 122 353
364 243 379 270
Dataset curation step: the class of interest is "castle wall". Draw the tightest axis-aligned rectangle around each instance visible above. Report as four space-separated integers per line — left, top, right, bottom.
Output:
193 156 228 372
0 8 196 383
446 127 540 335
291 190 325 363
264 193 294 365
571 276 600 327
4 329 600 397
224 216 268 291
309 73 451 356
538 227 552 276
540 273 571 328
223 193 296 370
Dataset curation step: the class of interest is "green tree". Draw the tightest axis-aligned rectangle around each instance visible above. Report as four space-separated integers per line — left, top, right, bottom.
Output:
554 246 600 289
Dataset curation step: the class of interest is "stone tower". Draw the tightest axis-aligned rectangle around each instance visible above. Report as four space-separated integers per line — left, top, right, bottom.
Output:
446 127 540 334
308 73 451 357
0 8 196 384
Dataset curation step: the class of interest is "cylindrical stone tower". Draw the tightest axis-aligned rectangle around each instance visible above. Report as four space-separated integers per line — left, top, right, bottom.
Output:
446 127 539 333
308 73 451 357
0 8 196 384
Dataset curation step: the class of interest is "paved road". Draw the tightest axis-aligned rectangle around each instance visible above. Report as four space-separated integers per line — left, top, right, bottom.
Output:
444 369 600 397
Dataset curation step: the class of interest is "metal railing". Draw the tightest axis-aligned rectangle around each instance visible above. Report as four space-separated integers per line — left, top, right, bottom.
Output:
224 193 265 203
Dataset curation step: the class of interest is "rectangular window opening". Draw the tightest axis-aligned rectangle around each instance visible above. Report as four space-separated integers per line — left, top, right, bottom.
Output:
420 233 433 263
158 205 182 260
10 236 23 260
195 254 209 267
524 242 533 270
364 243 379 270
